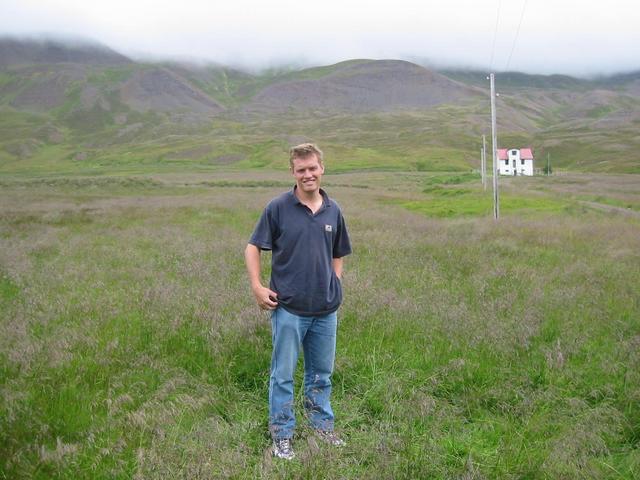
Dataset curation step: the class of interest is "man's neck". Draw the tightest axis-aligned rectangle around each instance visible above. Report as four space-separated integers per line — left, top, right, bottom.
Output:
295 187 323 212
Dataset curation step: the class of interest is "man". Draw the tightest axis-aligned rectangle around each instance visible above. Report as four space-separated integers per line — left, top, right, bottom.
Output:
245 143 352 460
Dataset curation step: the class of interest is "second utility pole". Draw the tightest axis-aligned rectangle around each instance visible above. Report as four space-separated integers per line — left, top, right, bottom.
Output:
490 73 500 220
482 134 487 190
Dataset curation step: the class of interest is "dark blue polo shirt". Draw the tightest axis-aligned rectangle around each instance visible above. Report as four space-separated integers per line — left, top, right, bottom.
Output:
249 187 352 316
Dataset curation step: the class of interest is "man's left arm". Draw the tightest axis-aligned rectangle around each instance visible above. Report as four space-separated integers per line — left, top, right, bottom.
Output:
332 209 351 281
332 257 344 280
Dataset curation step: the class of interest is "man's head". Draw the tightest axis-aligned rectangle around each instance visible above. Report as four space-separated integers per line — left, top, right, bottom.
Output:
289 143 323 169
289 143 325 195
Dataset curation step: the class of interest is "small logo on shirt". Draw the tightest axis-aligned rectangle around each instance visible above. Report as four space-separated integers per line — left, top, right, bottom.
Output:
325 224 333 232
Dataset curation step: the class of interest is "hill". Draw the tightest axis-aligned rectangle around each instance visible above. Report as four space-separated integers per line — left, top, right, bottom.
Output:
0 37 131 67
246 60 482 112
0 37 639 175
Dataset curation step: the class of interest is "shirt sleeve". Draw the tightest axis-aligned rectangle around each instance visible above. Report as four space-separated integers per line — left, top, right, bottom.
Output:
249 205 275 251
333 211 352 258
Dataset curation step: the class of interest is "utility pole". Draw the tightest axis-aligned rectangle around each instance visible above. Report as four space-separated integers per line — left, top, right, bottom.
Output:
490 73 499 220
547 152 551 176
481 134 487 191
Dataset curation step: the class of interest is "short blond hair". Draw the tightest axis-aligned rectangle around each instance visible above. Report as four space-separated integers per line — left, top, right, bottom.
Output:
289 143 323 168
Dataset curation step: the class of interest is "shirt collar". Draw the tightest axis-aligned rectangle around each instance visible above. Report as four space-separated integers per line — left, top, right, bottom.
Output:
289 186 331 209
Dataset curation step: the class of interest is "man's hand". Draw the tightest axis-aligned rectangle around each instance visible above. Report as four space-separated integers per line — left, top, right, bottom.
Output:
252 285 278 310
245 244 278 311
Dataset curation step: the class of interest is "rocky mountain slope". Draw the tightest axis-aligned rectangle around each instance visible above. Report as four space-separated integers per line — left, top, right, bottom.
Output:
246 60 483 112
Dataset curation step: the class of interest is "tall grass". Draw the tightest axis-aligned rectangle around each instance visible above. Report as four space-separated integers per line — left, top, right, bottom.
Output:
1 172 639 478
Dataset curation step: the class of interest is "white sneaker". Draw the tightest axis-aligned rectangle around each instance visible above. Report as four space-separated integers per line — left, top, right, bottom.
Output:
315 430 346 447
272 438 295 460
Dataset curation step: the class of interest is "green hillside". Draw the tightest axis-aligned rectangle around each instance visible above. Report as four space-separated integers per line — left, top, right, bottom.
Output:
1 38 640 176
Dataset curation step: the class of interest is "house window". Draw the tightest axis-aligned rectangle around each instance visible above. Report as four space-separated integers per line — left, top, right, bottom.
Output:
511 150 518 155
521 159 525 165
504 159 508 166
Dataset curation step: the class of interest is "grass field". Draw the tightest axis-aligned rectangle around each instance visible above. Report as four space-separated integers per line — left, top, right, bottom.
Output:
1 170 639 479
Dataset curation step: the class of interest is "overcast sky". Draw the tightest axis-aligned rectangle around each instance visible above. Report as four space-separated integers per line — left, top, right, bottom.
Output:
1 0 639 76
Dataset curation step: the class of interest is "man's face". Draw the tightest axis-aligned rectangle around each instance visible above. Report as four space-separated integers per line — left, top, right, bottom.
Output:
291 154 324 194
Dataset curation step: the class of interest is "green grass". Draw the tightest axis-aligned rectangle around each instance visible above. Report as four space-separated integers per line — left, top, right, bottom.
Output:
398 182 571 218
0 272 20 305
586 105 617 119
1 172 639 478
578 195 640 212
423 173 480 185
0 72 14 89
87 66 137 86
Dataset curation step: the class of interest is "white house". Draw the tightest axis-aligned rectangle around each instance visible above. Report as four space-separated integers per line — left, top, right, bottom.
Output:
498 148 534 176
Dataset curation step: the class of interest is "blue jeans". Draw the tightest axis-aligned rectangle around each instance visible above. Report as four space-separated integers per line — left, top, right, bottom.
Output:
269 307 337 440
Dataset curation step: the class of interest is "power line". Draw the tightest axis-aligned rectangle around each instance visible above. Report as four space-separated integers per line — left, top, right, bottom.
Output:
504 0 529 71
489 0 503 71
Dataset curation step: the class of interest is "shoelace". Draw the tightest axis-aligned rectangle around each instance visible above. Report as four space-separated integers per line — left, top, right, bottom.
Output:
276 438 293 453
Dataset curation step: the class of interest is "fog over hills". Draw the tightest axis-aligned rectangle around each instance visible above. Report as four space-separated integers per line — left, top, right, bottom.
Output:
1 37 639 174
0 37 131 67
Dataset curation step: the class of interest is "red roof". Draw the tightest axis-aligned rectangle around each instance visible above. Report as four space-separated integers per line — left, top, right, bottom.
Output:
520 148 533 159
497 147 534 159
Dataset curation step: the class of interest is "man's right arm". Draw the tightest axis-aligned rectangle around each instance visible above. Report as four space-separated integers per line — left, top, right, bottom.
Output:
244 243 278 310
